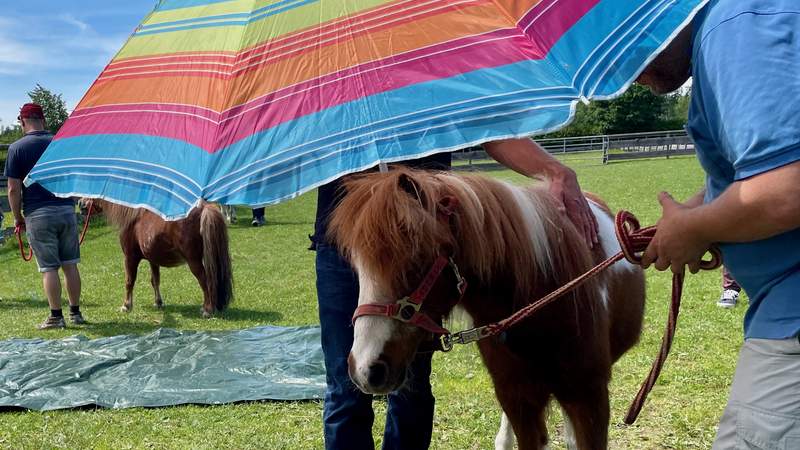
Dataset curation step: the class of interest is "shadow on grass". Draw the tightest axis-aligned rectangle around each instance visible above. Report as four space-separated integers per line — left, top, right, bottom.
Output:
82 320 171 337
0 297 49 310
167 304 283 323
228 220 313 228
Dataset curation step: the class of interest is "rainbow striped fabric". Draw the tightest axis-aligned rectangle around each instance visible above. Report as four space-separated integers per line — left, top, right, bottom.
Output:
29 0 707 219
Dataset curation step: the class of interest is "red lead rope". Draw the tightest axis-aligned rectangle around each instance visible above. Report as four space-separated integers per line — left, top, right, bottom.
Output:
442 211 722 425
14 202 94 262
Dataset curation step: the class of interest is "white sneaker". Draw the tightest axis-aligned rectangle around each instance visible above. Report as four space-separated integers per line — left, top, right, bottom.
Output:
716 289 739 308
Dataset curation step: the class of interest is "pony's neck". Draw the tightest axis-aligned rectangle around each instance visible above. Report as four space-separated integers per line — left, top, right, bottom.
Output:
99 200 140 228
451 175 561 300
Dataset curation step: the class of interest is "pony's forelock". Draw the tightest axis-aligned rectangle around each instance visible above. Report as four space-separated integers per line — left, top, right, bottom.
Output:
329 168 453 291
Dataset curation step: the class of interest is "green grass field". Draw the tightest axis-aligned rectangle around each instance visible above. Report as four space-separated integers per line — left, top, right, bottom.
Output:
0 155 745 449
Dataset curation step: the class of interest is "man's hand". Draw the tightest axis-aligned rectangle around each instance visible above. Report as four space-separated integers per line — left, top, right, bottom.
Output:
14 217 25 232
548 166 599 247
483 138 598 248
642 192 712 274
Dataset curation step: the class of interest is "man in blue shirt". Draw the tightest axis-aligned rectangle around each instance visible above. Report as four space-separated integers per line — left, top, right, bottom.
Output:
4 103 86 330
637 0 800 447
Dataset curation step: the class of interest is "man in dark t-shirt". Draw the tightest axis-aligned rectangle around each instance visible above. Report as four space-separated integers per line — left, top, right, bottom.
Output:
311 139 598 449
4 103 85 329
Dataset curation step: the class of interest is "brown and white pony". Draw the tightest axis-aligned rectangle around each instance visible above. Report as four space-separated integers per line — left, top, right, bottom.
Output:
94 199 233 317
328 168 645 450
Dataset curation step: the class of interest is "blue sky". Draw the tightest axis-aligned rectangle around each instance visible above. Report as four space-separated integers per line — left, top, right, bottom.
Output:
0 1 157 128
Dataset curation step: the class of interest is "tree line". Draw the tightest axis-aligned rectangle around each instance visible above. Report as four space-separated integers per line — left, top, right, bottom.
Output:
538 84 691 138
1 85 69 145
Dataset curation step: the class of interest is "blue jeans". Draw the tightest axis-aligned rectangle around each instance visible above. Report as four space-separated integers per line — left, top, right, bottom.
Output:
315 243 435 450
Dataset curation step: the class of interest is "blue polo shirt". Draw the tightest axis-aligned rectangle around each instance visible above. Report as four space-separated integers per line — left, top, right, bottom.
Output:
687 0 800 339
4 131 75 215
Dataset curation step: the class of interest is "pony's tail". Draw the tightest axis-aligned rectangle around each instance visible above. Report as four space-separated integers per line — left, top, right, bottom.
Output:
200 204 233 312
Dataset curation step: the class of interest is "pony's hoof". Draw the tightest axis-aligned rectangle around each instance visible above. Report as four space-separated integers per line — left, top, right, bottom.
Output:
154 302 164 309
201 310 213 318
120 305 131 313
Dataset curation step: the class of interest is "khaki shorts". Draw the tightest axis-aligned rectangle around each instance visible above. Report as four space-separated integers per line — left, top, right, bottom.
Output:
26 212 81 273
712 337 800 450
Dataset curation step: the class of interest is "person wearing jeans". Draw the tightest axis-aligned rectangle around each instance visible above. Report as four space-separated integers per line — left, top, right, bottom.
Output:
312 140 599 449
4 103 85 329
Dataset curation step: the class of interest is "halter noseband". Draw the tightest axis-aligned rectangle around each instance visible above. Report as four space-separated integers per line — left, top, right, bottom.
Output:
352 255 467 335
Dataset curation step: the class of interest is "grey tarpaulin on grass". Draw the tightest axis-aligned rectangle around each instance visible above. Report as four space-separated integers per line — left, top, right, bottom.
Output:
0 325 325 411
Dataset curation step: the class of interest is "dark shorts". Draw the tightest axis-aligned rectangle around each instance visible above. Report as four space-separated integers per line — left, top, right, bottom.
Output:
26 212 81 273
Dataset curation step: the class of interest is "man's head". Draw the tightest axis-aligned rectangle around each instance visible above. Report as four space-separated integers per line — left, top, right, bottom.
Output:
18 103 46 133
637 25 693 95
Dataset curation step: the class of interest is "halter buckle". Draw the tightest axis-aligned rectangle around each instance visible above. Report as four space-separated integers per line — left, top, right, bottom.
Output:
393 297 421 322
450 326 488 346
439 334 453 352
448 257 467 296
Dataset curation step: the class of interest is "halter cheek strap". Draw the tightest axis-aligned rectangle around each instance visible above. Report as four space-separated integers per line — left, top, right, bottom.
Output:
352 255 467 335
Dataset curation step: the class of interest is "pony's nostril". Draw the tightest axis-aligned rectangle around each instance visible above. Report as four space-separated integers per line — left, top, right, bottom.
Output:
367 361 389 387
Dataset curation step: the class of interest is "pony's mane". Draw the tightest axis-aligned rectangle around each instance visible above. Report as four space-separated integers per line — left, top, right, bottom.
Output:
94 199 143 229
329 167 596 303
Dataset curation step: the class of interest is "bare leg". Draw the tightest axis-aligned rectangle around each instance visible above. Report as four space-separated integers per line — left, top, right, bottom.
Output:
42 270 63 310
187 261 212 317
121 255 141 312
62 264 81 307
150 262 163 308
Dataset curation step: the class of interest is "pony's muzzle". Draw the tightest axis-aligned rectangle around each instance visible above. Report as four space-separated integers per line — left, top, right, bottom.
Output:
347 353 404 394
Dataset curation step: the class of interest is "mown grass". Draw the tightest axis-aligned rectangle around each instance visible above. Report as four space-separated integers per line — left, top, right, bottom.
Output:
0 155 745 449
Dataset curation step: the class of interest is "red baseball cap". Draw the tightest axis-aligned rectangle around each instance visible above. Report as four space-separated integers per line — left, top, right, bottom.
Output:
18 103 44 119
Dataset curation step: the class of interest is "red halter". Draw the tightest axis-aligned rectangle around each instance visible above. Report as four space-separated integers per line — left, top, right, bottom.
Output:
352 255 467 335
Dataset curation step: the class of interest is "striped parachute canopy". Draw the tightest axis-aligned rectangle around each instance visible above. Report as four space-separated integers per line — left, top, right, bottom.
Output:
29 0 707 219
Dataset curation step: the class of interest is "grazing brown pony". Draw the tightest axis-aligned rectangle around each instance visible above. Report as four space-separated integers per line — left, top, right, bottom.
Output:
95 199 233 317
329 168 645 450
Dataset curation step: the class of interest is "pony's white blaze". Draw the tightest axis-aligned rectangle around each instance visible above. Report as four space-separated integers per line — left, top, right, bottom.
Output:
588 199 636 274
504 183 554 273
349 254 397 386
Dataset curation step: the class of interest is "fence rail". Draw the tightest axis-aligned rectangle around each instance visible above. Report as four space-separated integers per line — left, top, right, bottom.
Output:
452 129 694 166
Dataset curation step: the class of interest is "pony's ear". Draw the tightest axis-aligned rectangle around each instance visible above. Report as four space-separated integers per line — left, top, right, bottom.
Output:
398 173 424 205
437 195 459 217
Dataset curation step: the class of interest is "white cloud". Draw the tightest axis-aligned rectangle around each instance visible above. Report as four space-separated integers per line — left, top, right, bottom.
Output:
59 13 90 32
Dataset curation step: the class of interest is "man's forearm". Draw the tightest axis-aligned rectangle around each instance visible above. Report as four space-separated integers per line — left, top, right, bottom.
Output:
7 178 23 222
483 138 570 179
683 161 800 243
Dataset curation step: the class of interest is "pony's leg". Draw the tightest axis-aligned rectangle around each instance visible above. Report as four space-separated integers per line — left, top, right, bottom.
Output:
495 412 516 450
187 260 212 318
150 262 163 308
497 389 550 450
561 405 578 450
121 254 141 313
557 382 610 450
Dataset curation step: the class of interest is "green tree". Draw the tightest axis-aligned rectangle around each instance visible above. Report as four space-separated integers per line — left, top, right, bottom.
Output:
27 84 70 134
540 84 679 138
0 124 23 145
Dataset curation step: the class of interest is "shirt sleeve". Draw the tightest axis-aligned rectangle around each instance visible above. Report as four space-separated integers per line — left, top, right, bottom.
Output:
694 10 800 180
3 146 22 179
